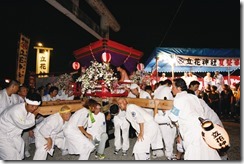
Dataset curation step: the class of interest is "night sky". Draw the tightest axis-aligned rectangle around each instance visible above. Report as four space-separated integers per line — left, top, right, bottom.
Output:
0 0 240 82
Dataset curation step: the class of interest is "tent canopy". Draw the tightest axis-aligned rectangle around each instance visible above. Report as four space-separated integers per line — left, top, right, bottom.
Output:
73 39 143 73
144 47 240 73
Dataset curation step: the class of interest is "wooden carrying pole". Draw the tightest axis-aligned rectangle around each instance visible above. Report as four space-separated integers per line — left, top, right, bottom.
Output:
37 98 173 116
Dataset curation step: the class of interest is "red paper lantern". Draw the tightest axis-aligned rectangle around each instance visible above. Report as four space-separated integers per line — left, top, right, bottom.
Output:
137 63 144 71
101 52 111 63
72 61 80 70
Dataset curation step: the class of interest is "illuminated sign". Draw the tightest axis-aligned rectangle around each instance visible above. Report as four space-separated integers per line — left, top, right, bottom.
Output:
34 47 53 78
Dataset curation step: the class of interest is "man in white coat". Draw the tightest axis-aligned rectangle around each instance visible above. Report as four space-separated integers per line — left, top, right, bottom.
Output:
33 105 71 160
109 104 130 156
63 99 95 160
153 79 177 160
168 78 221 160
0 92 42 160
86 102 108 160
117 98 164 160
0 79 21 114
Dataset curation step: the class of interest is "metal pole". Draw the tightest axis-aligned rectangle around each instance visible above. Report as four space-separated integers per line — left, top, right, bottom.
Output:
156 56 159 82
228 67 230 85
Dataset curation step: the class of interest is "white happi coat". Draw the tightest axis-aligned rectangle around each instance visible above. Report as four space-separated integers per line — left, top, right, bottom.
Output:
125 104 163 154
199 98 223 127
0 103 35 160
169 91 221 160
33 113 66 160
153 85 174 100
113 109 130 151
139 90 154 116
87 112 106 141
0 89 21 114
63 107 95 155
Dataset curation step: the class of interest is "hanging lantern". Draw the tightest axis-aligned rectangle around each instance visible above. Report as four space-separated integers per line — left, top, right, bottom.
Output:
101 52 111 63
199 117 230 150
137 63 144 71
72 61 80 70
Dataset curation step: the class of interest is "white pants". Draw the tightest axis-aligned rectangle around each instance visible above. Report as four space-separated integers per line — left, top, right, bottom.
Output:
134 153 150 160
92 132 108 155
159 124 177 158
114 117 130 151
22 130 31 153
0 135 24 160
33 132 65 160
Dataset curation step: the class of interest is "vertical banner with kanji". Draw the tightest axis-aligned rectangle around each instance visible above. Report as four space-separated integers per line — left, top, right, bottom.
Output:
16 33 30 84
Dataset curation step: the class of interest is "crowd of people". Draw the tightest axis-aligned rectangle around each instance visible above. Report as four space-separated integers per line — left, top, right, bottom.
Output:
0 68 240 160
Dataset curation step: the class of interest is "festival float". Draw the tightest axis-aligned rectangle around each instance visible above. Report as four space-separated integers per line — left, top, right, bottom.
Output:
73 39 144 98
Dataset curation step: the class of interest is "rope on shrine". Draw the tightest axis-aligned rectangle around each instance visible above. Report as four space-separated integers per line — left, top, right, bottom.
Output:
123 47 132 64
89 44 97 61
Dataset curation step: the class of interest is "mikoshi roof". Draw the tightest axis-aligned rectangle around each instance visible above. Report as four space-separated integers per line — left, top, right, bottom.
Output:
144 47 240 73
73 39 143 73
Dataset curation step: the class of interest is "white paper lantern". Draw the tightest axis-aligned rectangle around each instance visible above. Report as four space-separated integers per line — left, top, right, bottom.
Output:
199 117 230 150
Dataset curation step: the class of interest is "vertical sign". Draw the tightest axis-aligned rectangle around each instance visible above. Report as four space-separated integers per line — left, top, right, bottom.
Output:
16 33 30 84
34 46 53 78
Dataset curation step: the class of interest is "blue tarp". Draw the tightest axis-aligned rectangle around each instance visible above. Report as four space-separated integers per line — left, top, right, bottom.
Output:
144 47 240 73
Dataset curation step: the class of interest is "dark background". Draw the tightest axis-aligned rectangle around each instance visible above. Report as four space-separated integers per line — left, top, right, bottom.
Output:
0 0 240 84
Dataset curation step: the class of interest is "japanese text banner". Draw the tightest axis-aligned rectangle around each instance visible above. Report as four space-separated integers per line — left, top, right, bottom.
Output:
16 34 30 84
175 55 240 67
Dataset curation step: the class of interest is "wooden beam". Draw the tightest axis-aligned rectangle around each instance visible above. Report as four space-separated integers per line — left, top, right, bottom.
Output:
37 98 173 116
38 103 83 116
42 100 82 106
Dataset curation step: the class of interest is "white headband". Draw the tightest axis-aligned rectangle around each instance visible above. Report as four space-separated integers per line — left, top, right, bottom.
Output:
25 98 41 106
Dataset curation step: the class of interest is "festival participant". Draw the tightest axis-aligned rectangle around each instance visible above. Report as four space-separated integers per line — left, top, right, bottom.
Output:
33 105 71 160
41 86 60 101
144 85 153 99
204 72 213 88
117 98 164 160
188 72 198 85
63 99 95 160
208 85 220 115
153 79 177 160
86 102 108 160
44 83 51 96
109 104 130 156
220 84 234 119
126 85 137 139
17 84 33 158
17 85 29 102
58 83 75 100
0 79 21 114
168 78 221 160
181 87 226 160
129 83 154 116
37 86 45 97
181 72 189 87
0 92 41 160
116 66 130 82
154 79 173 100
214 71 224 93
187 80 200 95
159 73 167 81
